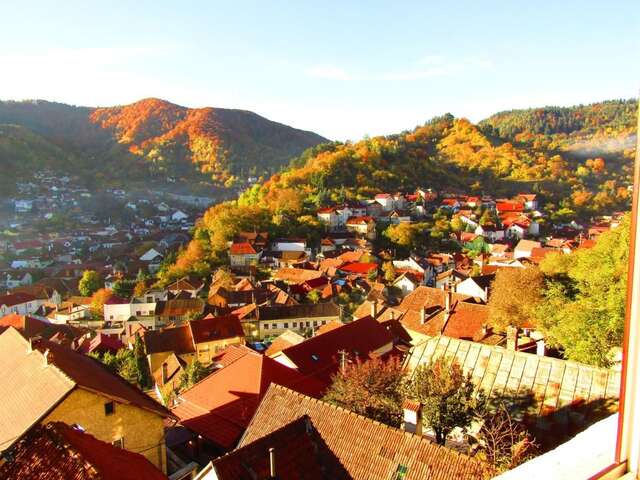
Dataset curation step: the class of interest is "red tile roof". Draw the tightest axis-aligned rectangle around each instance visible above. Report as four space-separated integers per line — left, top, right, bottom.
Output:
339 262 377 275
171 346 324 449
238 385 489 480
143 324 195 355
189 314 244 343
211 416 346 479
0 422 166 480
278 316 393 385
230 242 258 255
0 292 36 307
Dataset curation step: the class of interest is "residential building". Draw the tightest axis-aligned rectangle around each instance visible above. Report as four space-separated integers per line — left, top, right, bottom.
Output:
0 292 40 316
204 384 488 480
0 328 174 472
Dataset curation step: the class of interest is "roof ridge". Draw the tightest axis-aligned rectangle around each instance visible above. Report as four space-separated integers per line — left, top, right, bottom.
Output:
264 384 486 463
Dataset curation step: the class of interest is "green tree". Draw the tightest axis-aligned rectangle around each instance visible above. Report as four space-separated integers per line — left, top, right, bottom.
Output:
179 360 210 391
537 216 630 367
324 357 406 427
112 279 136 299
79 270 101 297
306 289 321 304
382 262 396 283
406 358 482 445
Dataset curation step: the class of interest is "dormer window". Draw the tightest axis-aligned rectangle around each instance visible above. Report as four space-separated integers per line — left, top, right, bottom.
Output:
311 354 319 361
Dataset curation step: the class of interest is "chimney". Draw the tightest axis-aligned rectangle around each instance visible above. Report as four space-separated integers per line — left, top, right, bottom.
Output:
536 338 546 357
370 301 377 318
420 306 426 324
269 447 276 479
506 325 519 351
402 400 423 436
445 288 452 316
161 363 168 385
43 349 50 366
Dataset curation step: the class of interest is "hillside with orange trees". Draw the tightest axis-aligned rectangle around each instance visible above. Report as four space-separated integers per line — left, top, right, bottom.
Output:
0 98 327 191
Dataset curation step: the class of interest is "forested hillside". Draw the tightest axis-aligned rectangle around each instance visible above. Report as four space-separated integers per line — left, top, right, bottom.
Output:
0 98 327 192
159 99 637 282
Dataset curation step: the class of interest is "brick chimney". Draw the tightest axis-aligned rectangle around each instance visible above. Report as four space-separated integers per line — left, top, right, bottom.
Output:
371 301 377 319
506 325 519 351
402 400 422 436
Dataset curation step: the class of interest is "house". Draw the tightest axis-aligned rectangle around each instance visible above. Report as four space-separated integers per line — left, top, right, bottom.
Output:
229 242 261 267
0 292 40 316
155 298 205 323
204 384 488 480
140 247 164 263
338 261 378 277
454 274 495 302
14 199 33 213
375 193 395 211
514 239 543 259
0 313 84 345
0 328 174 472
271 316 394 387
392 271 421 296
345 216 376 239
143 315 245 386
171 210 189 222
0 422 167 480
316 207 339 228
273 267 324 284
394 286 490 344
166 276 205 297
517 193 539 210
170 345 324 454
251 302 341 339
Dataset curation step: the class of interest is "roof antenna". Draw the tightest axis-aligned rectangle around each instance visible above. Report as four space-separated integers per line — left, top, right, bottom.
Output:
269 447 276 479
339 349 347 373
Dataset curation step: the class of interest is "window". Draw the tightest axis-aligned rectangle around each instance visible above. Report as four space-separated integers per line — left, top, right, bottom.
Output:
306 321 310 327
283 322 288 328
272 323 277 329
313 321 318 327
112 437 124 449
104 401 115 416
293 322 297 328
264 324 269 330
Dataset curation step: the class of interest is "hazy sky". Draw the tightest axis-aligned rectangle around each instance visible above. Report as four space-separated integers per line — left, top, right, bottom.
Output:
1 0 638 140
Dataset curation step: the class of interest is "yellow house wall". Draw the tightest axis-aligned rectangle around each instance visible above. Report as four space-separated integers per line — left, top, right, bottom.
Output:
195 336 244 363
258 315 338 339
44 388 167 473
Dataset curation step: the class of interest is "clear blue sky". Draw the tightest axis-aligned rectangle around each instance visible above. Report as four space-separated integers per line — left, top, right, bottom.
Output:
1 0 638 140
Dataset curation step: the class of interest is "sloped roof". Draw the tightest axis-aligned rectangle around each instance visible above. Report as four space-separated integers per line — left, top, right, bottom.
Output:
339 262 377 274
238 385 489 480
143 324 195 355
407 336 620 420
0 422 167 480
155 298 204 317
0 292 36 307
211 416 347 480
171 347 324 449
279 316 393 383
189 314 244 343
0 328 172 452
230 242 258 255
264 330 305 357
273 268 323 283
0 314 83 342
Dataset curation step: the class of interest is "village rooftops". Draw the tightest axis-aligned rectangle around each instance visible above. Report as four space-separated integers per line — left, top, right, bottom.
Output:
228 384 488 480
171 345 324 449
0 292 37 307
